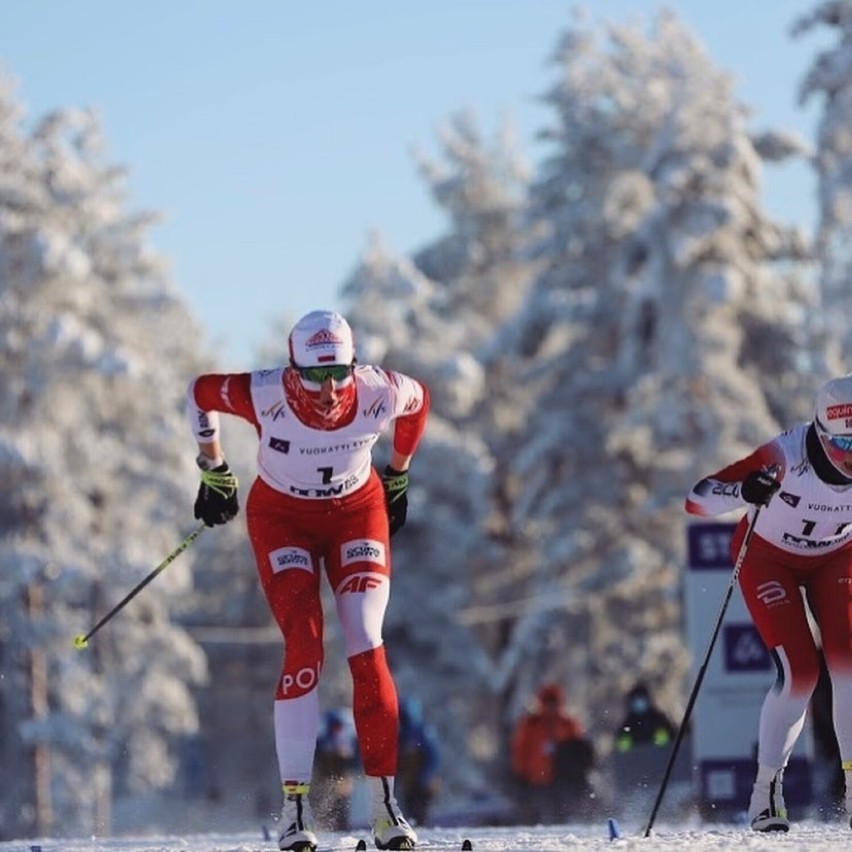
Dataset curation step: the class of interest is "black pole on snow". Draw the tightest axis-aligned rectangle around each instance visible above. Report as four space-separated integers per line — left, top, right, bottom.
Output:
643 507 762 837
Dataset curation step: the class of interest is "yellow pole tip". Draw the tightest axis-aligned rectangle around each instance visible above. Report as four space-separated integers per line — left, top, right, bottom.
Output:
72 634 89 649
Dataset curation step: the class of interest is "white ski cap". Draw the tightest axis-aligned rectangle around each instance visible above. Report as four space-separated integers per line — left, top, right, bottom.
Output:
815 374 852 435
288 310 355 367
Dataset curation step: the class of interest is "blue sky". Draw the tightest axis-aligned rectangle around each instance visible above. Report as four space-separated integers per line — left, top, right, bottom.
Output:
2 1 825 367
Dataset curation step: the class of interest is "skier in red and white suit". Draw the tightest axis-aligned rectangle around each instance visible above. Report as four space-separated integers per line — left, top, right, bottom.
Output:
186 310 428 852
686 375 852 834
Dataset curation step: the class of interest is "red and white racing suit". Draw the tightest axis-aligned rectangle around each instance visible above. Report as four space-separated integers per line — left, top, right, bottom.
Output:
187 365 429 784
686 422 852 774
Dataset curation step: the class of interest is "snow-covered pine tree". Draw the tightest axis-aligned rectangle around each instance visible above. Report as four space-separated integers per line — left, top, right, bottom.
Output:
793 0 852 375
497 9 816 747
0 73 209 837
338 111 539 797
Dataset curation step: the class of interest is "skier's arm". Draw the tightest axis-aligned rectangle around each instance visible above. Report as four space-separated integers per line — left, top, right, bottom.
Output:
388 375 430 471
185 373 255 527
187 372 257 462
381 376 430 537
685 441 785 516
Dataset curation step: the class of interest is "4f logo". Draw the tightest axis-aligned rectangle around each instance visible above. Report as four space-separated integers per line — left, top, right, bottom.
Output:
337 573 385 594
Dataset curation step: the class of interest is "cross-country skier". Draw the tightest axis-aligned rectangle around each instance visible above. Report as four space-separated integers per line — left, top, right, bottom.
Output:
186 310 429 851
686 374 852 833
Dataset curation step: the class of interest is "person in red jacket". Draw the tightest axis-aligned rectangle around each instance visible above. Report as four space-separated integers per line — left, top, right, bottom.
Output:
510 683 594 823
686 374 852 834
186 310 429 852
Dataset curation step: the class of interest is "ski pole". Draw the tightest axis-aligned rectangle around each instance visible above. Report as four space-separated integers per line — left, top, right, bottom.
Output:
643 506 762 837
72 523 207 650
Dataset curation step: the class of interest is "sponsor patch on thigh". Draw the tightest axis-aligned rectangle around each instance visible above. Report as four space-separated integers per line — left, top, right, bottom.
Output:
336 572 387 594
269 545 314 574
341 538 386 568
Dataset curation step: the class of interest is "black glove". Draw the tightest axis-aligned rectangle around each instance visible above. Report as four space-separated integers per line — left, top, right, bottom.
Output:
194 457 239 526
381 465 409 537
740 470 780 506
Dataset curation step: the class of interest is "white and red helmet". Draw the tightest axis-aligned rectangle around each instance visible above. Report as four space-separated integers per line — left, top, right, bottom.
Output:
814 375 852 475
288 310 355 367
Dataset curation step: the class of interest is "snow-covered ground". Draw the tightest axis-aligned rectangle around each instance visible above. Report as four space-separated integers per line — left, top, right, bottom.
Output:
3 820 851 852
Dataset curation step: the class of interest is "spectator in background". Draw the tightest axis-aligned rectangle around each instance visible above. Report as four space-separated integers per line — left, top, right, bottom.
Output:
314 707 360 830
510 682 595 824
610 682 689 821
614 682 676 753
396 696 441 826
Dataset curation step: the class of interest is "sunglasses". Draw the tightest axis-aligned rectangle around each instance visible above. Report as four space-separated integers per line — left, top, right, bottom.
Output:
296 364 353 383
816 418 852 452
826 433 852 453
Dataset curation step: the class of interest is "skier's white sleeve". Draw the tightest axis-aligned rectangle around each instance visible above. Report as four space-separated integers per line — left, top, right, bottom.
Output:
685 477 744 516
186 378 222 443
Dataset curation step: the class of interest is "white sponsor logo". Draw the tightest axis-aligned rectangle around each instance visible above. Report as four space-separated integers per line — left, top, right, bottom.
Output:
341 539 386 568
756 580 787 606
269 546 313 575
281 664 320 695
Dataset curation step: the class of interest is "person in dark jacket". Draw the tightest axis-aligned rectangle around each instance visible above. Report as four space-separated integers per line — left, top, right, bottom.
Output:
614 683 676 752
